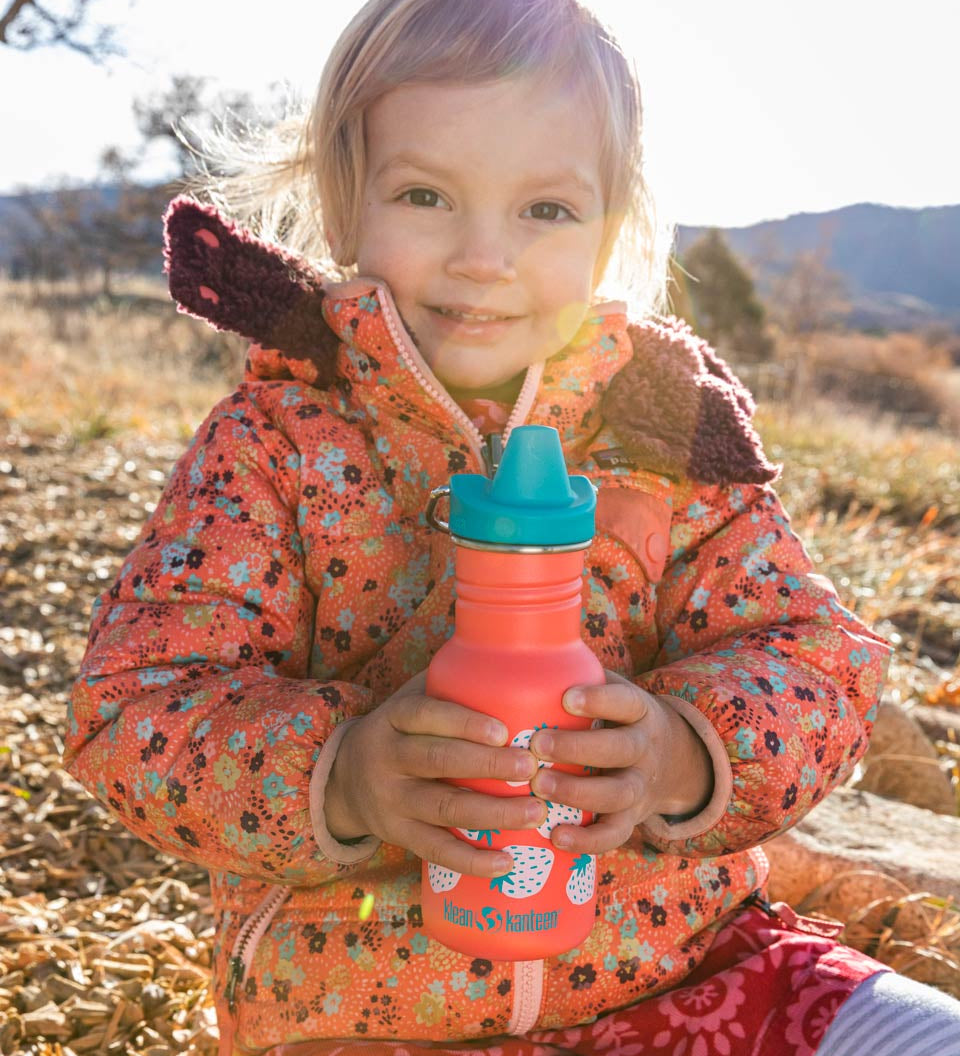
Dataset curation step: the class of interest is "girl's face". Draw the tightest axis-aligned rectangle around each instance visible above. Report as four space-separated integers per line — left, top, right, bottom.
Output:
354 77 606 398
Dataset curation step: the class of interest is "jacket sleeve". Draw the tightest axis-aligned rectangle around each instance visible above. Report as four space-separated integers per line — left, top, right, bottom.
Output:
632 476 893 857
63 386 381 886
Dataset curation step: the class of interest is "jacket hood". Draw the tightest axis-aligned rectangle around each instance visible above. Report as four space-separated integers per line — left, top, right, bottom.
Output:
162 195 779 486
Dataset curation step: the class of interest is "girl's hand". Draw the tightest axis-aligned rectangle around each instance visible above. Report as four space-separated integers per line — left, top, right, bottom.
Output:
527 670 714 855
324 671 546 878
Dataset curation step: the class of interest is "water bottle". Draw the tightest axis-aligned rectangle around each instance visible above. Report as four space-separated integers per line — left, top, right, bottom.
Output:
421 425 603 959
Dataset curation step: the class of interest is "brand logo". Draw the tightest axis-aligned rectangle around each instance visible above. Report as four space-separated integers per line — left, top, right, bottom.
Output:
443 900 559 933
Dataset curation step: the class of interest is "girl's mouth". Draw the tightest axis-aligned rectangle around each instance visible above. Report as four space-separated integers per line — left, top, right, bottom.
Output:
431 305 518 322
426 305 522 343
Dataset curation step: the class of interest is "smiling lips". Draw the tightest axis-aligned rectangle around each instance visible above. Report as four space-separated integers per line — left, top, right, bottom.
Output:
430 304 520 322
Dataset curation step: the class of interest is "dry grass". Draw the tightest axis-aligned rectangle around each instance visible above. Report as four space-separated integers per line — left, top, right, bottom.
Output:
0 276 246 443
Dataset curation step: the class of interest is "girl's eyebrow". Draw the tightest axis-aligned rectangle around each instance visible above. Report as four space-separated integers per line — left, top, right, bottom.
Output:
374 153 598 201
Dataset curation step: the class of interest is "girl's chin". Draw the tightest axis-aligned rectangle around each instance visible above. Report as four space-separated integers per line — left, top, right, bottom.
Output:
443 370 527 403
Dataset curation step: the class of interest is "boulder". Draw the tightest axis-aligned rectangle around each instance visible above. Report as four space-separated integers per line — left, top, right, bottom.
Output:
908 701 960 746
764 788 960 991
855 699 956 815
765 786 960 911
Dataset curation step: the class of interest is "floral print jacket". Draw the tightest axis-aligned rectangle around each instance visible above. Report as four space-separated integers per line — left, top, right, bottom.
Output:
63 201 892 1053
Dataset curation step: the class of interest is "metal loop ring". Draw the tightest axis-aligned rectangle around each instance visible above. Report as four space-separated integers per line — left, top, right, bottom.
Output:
425 486 451 533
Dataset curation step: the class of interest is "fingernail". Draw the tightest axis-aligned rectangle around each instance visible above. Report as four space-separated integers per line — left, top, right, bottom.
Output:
525 801 544 823
492 854 513 873
486 720 508 744
554 831 572 848
534 732 554 757
564 689 585 713
537 772 556 795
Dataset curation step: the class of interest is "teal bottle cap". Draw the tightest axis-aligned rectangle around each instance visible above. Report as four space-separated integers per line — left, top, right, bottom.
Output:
449 425 596 547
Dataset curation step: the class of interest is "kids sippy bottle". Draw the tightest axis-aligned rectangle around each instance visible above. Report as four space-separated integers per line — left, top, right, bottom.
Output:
421 425 604 959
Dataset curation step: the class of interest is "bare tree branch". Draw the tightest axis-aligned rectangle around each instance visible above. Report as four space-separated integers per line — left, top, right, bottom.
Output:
0 0 130 63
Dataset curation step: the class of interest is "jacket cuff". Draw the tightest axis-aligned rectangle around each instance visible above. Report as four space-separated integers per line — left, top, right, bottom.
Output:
637 694 732 842
308 717 382 864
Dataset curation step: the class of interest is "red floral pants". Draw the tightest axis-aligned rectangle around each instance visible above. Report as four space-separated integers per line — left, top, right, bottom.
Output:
264 899 890 1056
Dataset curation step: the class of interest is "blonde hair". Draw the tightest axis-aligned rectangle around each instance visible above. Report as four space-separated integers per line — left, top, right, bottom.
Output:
183 0 674 314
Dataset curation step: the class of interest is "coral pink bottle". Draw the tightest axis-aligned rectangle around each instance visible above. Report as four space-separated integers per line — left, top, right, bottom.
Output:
422 425 603 959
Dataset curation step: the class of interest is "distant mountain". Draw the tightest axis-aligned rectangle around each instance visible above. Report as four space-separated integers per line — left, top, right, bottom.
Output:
1 189 957 331
677 203 960 332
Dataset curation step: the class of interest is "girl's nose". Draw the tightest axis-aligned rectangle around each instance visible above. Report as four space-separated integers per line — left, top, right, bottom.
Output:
444 218 518 285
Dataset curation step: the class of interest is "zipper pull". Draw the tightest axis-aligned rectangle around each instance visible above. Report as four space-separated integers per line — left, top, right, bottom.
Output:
480 433 503 478
225 954 245 1012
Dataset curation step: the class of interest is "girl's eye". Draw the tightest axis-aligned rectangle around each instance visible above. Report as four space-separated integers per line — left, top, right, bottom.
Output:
402 188 445 208
525 201 574 222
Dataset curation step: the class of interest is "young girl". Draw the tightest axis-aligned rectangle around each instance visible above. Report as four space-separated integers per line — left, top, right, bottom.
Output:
64 1 960 1054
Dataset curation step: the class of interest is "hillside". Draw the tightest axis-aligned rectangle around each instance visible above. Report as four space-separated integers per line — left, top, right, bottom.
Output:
677 203 960 331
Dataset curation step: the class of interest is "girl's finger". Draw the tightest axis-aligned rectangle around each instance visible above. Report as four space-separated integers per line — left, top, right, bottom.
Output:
419 781 546 832
550 812 635 855
397 734 536 782
531 767 649 816
531 724 644 770
402 819 516 878
391 691 510 746
562 680 657 726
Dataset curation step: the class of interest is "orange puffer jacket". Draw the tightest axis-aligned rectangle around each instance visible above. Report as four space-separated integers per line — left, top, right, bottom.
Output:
63 200 892 1054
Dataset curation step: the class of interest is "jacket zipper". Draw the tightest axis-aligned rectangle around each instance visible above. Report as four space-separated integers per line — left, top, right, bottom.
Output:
375 282 542 479
224 884 291 1014
509 959 545 1035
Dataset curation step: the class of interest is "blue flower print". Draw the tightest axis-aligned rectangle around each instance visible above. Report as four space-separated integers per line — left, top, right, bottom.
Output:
323 993 342 1015
138 668 176 687
691 587 711 609
228 560 250 587
411 932 428 954
849 646 873 668
686 501 708 521
290 712 313 736
227 730 247 752
160 541 192 578
135 717 154 741
467 979 487 1000
734 726 756 759
263 772 296 799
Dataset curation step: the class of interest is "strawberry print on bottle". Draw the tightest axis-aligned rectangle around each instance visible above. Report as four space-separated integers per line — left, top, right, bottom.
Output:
428 863 462 894
566 853 597 905
489 844 554 899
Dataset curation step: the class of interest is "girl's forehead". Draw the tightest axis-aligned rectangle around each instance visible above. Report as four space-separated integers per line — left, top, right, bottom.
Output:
365 77 603 178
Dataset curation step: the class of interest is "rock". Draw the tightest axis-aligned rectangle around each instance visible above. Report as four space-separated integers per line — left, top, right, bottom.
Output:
908 702 960 746
765 787 960 915
855 699 956 815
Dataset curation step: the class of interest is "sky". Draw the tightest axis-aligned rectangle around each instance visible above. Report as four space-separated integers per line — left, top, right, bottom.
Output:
1 0 957 228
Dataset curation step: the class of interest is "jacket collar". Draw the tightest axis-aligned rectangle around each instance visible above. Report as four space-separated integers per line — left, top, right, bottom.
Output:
163 195 778 486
